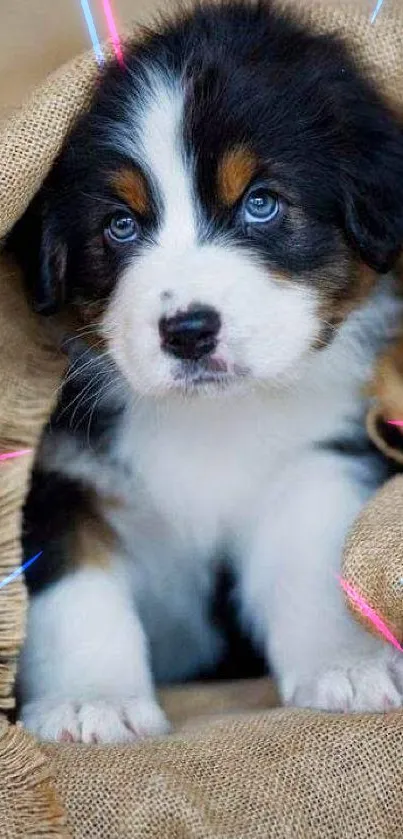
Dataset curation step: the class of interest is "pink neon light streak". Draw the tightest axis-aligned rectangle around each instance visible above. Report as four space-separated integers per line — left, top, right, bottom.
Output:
102 0 123 64
388 421 403 427
338 575 403 653
0 448 32 462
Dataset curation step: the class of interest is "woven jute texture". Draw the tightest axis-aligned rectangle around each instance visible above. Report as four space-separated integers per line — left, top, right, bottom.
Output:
0 714 69 837
0 259 66 711
343 476 403 644
1 1 403 837
45 709 403 839
341 332 403 643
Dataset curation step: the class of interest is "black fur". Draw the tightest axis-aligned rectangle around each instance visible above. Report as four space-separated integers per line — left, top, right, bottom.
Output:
23 470 87 593
22 343 127 593
8 1 403 684
47 343 126 446
12 0 403 605
8 1 403 315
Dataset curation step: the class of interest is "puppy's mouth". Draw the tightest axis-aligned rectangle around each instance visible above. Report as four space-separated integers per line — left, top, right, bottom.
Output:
172 357 248 391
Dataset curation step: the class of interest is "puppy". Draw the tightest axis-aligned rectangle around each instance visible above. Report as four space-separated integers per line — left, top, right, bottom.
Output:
9 1 403 743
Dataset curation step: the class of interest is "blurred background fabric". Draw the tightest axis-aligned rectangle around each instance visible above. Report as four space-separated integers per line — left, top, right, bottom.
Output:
0 0 162 116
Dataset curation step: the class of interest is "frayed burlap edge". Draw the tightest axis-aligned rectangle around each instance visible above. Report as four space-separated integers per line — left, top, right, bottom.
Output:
0 715 70 838
0 52 98 240
0 261 67 710
0 43 101 719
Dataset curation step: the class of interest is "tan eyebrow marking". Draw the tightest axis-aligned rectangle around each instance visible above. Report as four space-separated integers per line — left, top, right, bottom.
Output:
112 167 149 215
217 146 259 207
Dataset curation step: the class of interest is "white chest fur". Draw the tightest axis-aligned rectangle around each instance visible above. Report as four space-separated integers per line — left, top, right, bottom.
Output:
23 281 403 715
113 280 397 548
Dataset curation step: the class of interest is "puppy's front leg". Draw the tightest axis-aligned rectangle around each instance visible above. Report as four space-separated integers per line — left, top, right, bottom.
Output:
18 563 169 743
241 451 403 712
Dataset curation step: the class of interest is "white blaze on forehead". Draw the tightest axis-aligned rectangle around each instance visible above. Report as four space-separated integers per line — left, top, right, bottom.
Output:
104 67 324 396
131 70 197 248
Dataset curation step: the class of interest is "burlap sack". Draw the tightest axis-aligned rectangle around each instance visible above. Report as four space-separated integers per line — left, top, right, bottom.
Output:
1 1 403 837
340 332 403 644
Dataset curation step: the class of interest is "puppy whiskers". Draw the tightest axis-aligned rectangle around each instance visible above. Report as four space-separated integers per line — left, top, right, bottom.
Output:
59 347 112 392
68 369 114 432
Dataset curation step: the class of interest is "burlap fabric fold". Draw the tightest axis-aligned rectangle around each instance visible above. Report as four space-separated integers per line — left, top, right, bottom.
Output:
1 1 403 837
44 708 403 839
0 715 69 837
341 334 403 644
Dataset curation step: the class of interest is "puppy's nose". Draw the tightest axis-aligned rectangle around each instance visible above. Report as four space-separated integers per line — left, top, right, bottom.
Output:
159 306 221 361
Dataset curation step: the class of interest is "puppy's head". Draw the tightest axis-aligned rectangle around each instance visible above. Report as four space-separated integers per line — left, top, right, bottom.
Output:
9 1 403 395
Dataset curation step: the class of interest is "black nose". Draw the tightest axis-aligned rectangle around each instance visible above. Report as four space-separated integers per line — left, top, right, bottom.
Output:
159 306 221 361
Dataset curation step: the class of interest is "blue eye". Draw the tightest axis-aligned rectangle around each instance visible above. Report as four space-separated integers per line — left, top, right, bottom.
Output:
243 185 280 224
106 212 138 243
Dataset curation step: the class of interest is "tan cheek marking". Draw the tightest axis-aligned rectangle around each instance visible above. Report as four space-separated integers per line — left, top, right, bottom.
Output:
313 261 378 350
267 269 295 286
217 147 259 207
112 167 149 215
332 262 378 321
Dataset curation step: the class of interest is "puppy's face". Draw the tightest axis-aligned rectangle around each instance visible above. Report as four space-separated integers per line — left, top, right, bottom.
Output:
10 3 403 395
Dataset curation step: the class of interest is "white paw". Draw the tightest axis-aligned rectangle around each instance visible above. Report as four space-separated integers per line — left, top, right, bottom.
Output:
20 697 170 743
284 652 403 713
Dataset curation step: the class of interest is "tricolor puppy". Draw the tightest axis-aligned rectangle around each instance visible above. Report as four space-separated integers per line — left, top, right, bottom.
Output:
9 1 403 743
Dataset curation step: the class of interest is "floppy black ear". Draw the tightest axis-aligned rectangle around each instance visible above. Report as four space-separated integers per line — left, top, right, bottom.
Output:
342 98 403 274
7 200 67 315
34 215 67 314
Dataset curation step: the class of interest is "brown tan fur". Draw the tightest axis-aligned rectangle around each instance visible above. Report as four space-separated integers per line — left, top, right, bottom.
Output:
112 167 149 216
313 261 378 350
217 146 259 207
